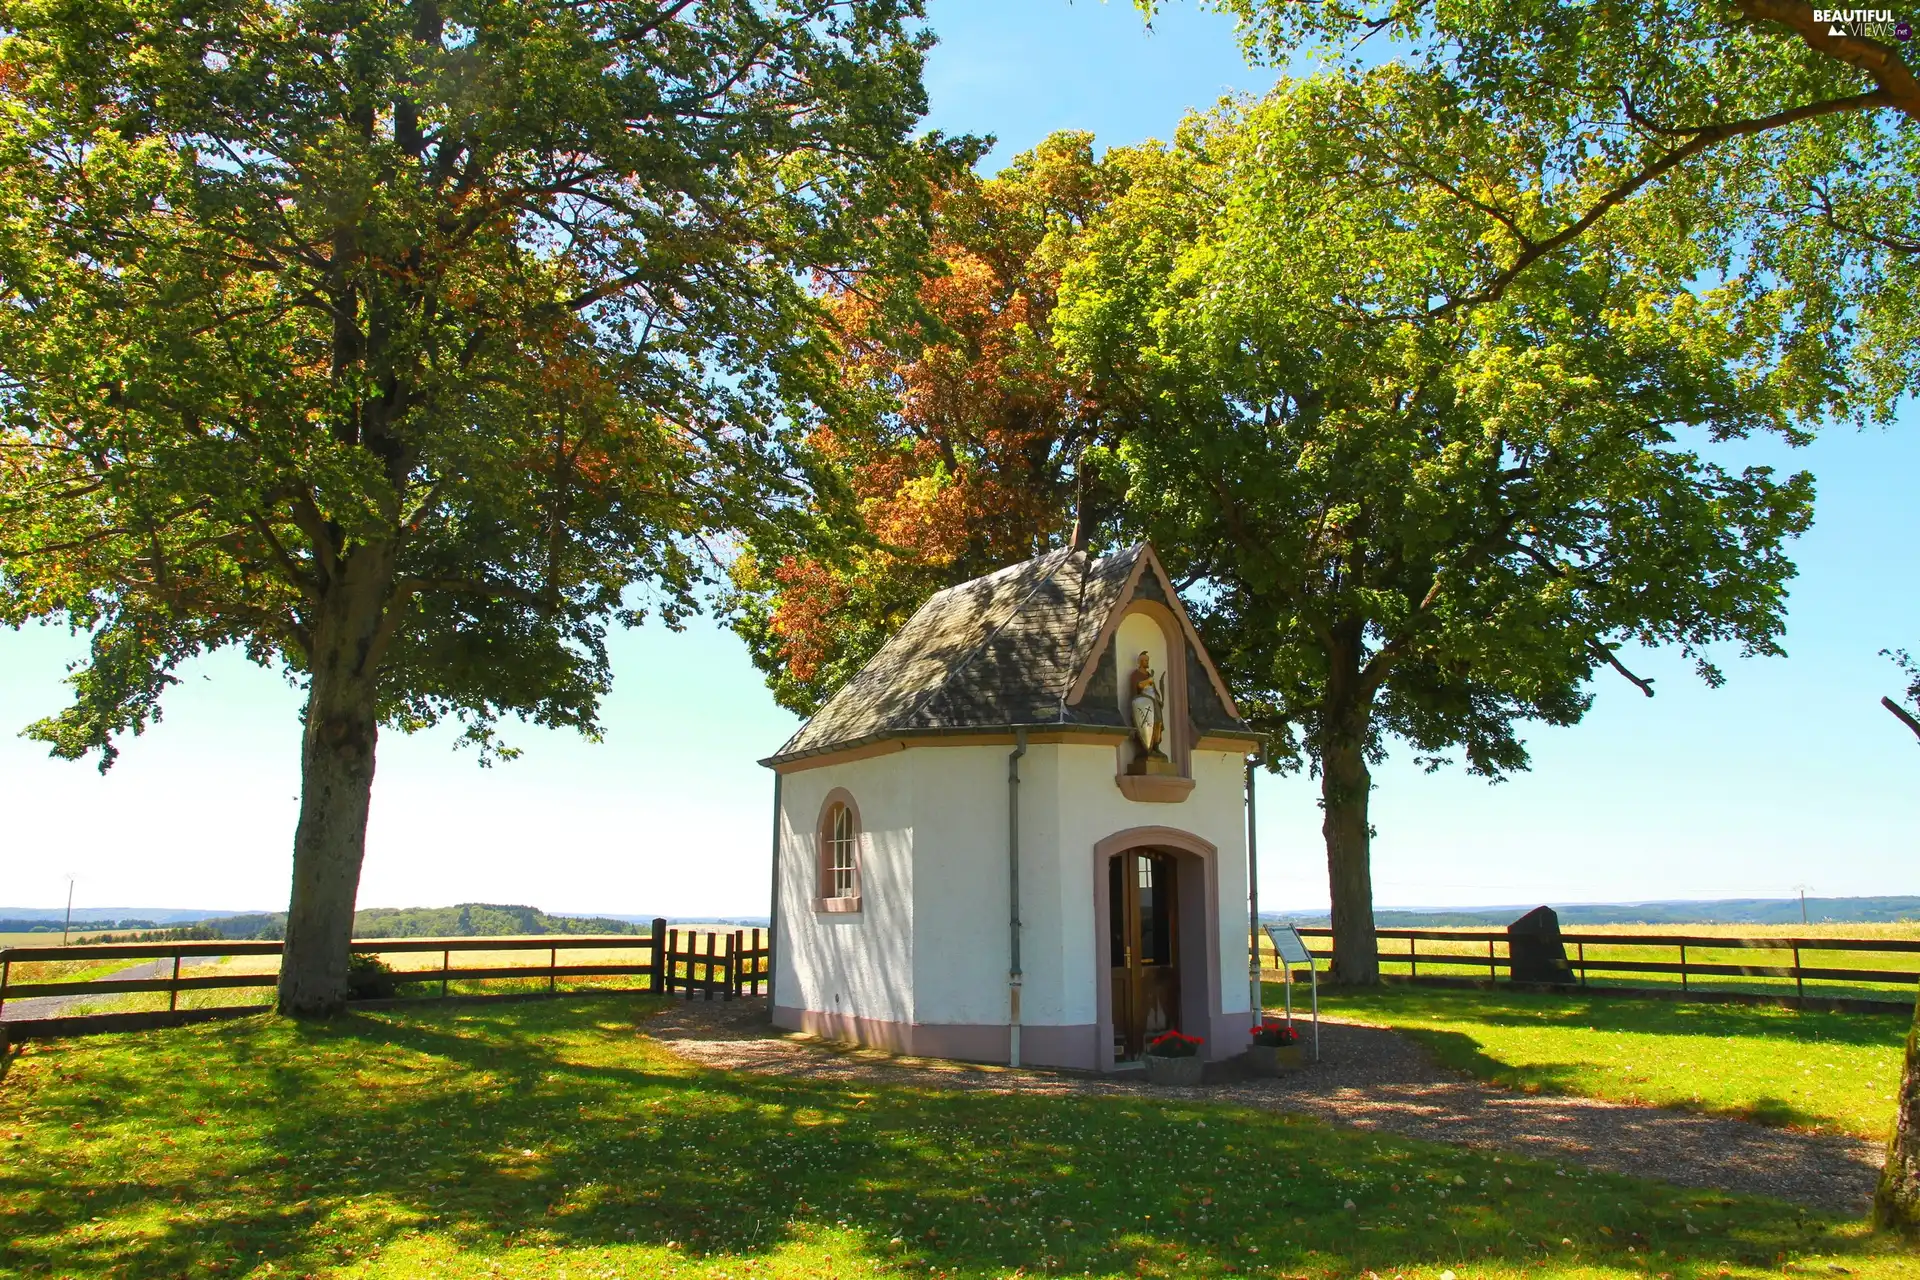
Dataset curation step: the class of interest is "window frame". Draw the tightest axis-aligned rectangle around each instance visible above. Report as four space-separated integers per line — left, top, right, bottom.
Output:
812 788 863 913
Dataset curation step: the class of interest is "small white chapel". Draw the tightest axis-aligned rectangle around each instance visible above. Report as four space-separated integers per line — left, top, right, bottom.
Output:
762 542 1262 1071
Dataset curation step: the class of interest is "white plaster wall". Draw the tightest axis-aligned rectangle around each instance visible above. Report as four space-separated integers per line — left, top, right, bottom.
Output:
905 743 1034 1026
774 750 915 1026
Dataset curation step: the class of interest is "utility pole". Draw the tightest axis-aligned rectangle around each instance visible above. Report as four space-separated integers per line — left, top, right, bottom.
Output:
61 875 75 944
1794 884 1812 926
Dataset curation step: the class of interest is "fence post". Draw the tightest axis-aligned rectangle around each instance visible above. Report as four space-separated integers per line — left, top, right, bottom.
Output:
2 953 11 1020
1487 938 1496 982
670 928 681 997
731 930 744 999
1679 943 1688 992
1409 936 1418 979
548 947 558 996
1794 944 1803 1002
1578 941 1587 987
168 953 181 1012
441 948 450 999
704 931 717 1002
754 927 765 995
650 918 668 995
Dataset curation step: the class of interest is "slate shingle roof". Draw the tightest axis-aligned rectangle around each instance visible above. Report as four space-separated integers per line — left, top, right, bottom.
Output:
765 543 1253 765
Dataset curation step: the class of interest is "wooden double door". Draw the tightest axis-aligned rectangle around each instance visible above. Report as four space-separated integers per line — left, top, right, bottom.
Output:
1109 849 1180 1061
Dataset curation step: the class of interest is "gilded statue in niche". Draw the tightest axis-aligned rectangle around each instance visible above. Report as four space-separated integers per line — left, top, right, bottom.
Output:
1127 650 1176 774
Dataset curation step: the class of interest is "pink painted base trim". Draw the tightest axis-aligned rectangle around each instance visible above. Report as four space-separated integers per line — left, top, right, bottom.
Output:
1209 1008 1254 1059
772 1005 1102 1071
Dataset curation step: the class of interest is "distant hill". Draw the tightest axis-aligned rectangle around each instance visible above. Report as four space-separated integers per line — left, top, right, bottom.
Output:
0 908 247 925
0 904 754 940
1265 895 1920 928
0 917 167 934
183 903 656 941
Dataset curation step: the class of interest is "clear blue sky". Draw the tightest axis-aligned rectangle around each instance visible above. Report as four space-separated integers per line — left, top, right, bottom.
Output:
1 0 1915 919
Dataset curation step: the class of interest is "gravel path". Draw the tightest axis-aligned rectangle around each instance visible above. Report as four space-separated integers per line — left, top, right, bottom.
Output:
645 997 1883 1216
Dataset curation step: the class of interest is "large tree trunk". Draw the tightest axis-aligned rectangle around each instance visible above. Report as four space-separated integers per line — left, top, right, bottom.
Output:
1321 727 1380 984
276 545 395 1016
1875 988 1920 1235
1319 625 1380 984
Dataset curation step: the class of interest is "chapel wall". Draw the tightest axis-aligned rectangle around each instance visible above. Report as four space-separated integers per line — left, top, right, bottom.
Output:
904 742 1039 1030
771 751 915 1033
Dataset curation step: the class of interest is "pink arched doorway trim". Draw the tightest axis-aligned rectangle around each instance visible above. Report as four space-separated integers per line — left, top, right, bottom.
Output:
1091 826 1232 1071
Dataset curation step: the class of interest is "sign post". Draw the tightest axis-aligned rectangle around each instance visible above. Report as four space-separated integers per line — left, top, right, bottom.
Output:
1263 923 1320 1062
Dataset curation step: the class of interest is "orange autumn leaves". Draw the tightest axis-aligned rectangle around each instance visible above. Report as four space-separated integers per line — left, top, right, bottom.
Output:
750 135 1117 699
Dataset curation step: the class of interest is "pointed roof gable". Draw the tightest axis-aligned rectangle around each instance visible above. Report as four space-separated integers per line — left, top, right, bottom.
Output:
764 543 1254 766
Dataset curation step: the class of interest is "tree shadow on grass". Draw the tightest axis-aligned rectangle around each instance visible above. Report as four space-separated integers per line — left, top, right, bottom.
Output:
0 996 1909 1280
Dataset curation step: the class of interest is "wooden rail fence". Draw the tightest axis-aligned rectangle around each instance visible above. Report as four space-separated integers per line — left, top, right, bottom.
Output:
1264 926 1920 1004
0 918 769 1034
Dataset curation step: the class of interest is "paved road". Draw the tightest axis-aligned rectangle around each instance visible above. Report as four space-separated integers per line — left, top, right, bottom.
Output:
0 957 174 1022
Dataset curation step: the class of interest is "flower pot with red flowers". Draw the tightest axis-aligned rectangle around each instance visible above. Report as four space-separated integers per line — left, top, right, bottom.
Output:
1143 1030 1205 1085
1246 1020 1305 1075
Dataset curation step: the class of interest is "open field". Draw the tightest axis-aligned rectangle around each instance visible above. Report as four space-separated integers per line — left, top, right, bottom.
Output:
1260 922 1920 1003
3 995 1917 1280
1303 983 1913 1141
19 946 665 1017
0 931 163 950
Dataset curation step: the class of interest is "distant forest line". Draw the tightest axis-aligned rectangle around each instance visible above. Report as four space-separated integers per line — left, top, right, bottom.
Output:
3 904 662 942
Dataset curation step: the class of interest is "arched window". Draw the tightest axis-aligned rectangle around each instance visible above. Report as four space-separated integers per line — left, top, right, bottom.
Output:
814 791 862 912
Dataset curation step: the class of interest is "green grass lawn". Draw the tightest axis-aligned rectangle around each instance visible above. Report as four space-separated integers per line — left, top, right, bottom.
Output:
1305 983 1913 1141
3 997 1916 1279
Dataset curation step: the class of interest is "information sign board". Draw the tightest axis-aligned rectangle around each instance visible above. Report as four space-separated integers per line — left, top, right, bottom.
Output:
1268 924 1312 966
1262 923 1320 1062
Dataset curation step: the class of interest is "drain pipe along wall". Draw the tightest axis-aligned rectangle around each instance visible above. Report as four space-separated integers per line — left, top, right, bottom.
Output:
767 771 783 1015
1246 755 1261 1025
1007 727 1028 1068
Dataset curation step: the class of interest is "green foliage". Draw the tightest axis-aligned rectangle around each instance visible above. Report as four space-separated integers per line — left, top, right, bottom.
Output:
0 0 967 1006
3 997 1914 1278
0 919 158 934
169 903 650 940
350 903 647 938
1059 72 1825 780
0 0 966 762
1046 68 1869 978
346 952 399 1000
1144 0 1920 408
77 924 223 944
1311 984 1912 1142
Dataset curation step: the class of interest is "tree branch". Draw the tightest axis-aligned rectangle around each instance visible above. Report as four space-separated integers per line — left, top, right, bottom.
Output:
1733 0 1920 121
1883 695 1920 741
246 512 319 603
1399 89 1894 322
1590 642 1656 697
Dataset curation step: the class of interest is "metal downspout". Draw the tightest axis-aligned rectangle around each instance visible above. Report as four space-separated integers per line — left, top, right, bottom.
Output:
1247 756 1262 1028
768 771 783 1020
1008 727 1028 1068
